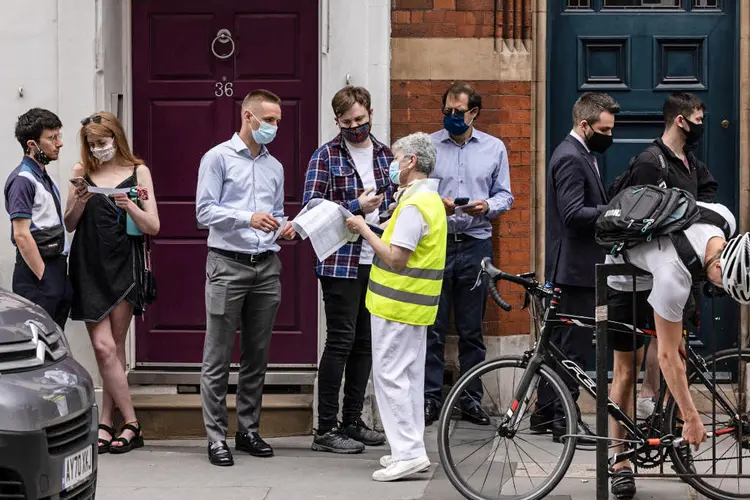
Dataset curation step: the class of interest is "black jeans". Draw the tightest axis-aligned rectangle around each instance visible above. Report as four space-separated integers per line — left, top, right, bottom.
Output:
13 253 72 330
425 238 493 409
536 285 594 420
317 266 372 431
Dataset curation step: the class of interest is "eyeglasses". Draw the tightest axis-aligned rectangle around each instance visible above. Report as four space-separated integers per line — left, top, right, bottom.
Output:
44 133 63 143
80 115 103 126
442 107 477 117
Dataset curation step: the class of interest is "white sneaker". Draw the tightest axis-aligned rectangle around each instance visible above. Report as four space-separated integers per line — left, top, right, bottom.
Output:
636 397 655 419
372 456 431 482
379 455 430 472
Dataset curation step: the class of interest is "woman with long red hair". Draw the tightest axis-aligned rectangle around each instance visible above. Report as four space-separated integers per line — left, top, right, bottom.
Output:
64 112 160 454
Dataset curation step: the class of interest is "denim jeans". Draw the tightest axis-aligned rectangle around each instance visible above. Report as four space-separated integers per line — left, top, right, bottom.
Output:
316 266 373 431
425 238 492 409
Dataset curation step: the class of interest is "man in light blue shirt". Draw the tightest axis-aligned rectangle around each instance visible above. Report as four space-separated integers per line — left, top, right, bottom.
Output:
424 81 514 426
196 89 294 467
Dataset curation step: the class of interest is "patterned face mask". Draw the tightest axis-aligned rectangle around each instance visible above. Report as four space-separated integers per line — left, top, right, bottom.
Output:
91 138 116 162
340 122 371 144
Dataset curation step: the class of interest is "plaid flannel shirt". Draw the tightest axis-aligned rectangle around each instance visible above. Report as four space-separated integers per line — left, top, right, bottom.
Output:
302 134 394 278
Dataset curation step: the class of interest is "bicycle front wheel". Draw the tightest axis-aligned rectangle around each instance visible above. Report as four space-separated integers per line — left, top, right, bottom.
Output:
437 356 577 500
665 348 750 500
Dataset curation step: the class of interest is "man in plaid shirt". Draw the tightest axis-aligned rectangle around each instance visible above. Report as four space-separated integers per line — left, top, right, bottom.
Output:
303 86 394 454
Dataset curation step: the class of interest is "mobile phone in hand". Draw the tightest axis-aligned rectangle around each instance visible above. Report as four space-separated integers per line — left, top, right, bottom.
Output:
454 197 470 206
70 177 89 190
375 184 389 196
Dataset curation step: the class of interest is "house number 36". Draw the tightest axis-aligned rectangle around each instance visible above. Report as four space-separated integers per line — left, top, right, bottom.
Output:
215 80 234 97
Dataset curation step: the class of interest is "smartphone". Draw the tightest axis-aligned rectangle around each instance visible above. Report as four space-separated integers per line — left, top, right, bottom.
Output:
70 177 89 190
454 197 470 206
375 184 389 196
367 223 385 236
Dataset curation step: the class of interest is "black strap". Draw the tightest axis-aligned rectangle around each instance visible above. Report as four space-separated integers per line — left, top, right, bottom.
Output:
44 172 64 225
669 207 731 282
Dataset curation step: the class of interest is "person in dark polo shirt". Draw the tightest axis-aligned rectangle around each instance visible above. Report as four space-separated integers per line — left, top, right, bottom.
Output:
4 108 71 328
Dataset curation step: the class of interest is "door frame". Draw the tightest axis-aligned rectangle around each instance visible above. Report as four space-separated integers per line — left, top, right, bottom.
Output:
537 0 749 342
112 0 392 384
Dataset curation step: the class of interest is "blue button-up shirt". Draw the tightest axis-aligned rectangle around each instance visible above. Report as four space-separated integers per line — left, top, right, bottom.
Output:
430 128 514 239
196 133 285 253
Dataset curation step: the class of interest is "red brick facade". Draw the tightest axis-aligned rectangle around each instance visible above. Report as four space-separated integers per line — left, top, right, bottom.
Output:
390 80 533 336
392 0 532 39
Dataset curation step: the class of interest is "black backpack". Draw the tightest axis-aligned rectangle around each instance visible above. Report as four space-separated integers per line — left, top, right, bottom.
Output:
596 185 732 280
607 144 668 199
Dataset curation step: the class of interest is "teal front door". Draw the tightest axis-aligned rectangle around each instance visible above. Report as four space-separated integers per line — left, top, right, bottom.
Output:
547 0 739 366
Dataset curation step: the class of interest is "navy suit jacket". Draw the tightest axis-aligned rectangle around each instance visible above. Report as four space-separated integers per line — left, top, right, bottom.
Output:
545 135 609 288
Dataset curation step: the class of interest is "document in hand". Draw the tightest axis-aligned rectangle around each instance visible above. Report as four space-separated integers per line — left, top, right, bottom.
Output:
292 199 359 261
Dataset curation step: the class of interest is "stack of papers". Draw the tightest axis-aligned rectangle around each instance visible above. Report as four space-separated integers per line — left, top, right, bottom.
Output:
292 199 359 260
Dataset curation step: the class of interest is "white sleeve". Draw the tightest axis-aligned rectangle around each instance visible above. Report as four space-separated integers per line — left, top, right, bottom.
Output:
647 262 692 323
389 205 427 251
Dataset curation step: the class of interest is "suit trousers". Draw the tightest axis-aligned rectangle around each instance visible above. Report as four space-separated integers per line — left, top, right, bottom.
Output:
536 285 594 420
200 250 281 443
371 314 427 461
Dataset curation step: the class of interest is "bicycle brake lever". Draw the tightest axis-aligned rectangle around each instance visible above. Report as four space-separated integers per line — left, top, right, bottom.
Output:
521 291 531 310
470 268 485 291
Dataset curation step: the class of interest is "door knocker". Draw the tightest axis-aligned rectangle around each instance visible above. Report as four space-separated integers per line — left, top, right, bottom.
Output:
211 29 235 60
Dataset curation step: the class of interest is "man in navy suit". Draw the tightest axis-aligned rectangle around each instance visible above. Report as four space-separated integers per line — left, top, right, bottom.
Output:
532 92 620 445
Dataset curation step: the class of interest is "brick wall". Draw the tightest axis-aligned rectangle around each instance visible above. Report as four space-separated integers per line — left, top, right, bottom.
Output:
392 0 532 39
390 80 533 336
390 0 534 336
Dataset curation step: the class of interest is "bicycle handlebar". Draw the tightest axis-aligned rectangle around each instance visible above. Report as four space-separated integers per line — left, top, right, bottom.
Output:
480 257 540 312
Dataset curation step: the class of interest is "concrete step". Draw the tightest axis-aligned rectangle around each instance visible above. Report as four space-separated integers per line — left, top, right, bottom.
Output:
131 393 313 439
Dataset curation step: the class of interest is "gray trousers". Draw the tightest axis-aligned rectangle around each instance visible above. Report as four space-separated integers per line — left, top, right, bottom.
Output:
200 250 281 442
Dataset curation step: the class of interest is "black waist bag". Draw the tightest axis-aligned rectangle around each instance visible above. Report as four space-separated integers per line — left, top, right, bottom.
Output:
32 225 65 258
595 185 700 255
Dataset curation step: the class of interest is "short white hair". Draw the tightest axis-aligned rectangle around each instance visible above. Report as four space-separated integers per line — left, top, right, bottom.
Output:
392 132 436 176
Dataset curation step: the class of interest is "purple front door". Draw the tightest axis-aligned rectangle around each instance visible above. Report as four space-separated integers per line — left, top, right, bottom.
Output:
132 0 319 367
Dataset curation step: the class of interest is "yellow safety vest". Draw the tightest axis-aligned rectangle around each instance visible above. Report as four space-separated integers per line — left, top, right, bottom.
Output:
366 187 447 326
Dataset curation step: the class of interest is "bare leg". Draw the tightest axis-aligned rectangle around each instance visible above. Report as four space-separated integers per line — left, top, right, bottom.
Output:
89 302 138 449
98 304 132 441
609 347 645 469
638 340 660 400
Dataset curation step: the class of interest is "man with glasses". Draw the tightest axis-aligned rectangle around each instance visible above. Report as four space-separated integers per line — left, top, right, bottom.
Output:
424 81 514 426
4 108 71 328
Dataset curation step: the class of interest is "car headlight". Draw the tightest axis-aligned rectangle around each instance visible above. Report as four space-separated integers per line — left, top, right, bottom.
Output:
0 320 68 373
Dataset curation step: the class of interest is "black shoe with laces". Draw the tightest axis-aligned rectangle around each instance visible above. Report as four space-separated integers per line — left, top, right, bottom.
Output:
611 466 636 500
342 418 386 446
311 427 365 454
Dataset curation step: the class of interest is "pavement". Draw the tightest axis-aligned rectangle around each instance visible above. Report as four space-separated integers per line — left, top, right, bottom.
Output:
95 418 705 500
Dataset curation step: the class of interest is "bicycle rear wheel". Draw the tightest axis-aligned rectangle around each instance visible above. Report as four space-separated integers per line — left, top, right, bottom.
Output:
437 356 577 500
665 349 750 500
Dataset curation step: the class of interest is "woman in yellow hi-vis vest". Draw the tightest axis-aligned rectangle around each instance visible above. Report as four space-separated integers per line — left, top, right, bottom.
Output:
346 132 447 482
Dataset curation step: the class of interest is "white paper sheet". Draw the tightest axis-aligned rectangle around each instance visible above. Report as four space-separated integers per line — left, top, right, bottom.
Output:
271 216 289 242
292 199 359 260
87 186 131 195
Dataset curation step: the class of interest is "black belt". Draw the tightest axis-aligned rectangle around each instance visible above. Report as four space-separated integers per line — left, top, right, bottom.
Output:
210 248 273 265
448 233 479 243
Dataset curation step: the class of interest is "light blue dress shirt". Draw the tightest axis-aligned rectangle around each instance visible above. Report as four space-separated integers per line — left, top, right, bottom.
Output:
430 128 514 239
196 133 285 254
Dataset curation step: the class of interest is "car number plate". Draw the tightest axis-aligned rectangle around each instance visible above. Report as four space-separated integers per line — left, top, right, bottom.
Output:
62 445 93 490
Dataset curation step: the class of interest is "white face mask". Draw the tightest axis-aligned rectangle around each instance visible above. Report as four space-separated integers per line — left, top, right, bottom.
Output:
91 138 116 163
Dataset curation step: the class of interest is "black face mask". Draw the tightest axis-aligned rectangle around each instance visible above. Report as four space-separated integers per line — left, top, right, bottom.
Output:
680 118 704 152
585 127 613 154
30 141 51 166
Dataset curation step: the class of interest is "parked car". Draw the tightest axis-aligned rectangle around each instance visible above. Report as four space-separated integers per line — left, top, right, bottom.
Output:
0 290 98 500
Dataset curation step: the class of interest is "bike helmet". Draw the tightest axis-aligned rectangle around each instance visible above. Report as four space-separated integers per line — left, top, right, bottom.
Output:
721 232 750 304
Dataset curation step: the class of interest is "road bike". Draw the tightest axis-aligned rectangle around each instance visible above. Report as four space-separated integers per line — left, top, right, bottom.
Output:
437 257 750 500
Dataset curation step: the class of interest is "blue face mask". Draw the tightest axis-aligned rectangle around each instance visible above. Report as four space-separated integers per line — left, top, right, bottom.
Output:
389 159 402 185
250 112 278 145
443 111 471 136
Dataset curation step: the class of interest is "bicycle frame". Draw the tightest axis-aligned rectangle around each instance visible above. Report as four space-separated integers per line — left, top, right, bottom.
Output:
503 288 739 453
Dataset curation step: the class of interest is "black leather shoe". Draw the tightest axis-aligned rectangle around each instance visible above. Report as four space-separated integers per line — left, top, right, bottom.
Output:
208 441 234 467
461 406 490 426
235 432 274 457
424 400 439 426
528 411 553 434
553 420 597 447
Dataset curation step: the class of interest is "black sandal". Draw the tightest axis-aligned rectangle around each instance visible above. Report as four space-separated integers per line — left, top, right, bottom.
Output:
98 424 116 454
109 422 144 454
